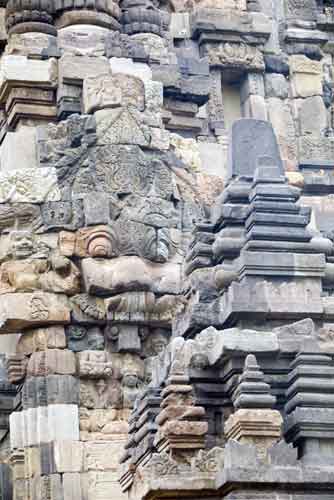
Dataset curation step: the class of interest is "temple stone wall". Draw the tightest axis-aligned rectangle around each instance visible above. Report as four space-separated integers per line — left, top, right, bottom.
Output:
0 0 332 499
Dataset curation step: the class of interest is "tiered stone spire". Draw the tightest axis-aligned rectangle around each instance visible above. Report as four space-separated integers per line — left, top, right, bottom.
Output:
232 353 276 410
154 363 208 453
225 354 282 456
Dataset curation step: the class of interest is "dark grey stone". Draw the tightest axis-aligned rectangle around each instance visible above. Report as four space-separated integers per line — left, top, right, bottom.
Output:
227 119 284 180
224 440 259 469
0 464 12 500
264 55 289 75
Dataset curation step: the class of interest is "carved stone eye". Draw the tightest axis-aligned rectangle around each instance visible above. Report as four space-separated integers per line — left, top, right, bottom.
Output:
86 230 113 258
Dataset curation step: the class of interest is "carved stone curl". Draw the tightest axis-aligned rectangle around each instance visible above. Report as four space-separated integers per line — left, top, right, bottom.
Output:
86 229 114 258
6 0 56 35
54 0 121 29
121 0 170 36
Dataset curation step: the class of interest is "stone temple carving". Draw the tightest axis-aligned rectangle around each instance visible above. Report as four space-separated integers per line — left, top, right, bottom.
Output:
0 0 333 499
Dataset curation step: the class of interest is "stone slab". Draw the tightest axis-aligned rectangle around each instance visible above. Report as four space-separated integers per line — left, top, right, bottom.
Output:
0 293 71 334
0 168 60 203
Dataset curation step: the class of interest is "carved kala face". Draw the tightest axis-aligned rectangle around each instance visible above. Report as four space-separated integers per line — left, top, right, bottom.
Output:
10 230 34 259
87 232 113 258
123 374 139 388
96 379 107 395
152 338 167 355
88 331 105 350
190 353 209 369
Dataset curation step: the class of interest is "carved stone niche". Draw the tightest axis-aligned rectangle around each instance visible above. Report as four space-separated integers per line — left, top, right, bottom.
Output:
202 42 265 78
54 0 121 30
104 324 141 353
77 350 113 379
120 353 145 409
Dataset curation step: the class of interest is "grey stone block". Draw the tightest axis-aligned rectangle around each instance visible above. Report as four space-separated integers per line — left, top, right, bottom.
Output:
224 439 259 469
264 74 289 99
83 192 110 226
198 142 226 177
299 96 328 136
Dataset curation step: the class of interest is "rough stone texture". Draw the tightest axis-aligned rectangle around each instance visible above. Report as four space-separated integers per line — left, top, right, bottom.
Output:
0 1 333 500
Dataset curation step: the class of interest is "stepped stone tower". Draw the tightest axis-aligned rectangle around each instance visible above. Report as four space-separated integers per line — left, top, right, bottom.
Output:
0 0 332 499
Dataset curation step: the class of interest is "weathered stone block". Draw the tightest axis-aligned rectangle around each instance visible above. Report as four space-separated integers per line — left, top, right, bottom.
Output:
0 293 71 334
0 127 37 172
267 98 297 169
87 471 123 500
22 375 79 408
27 350 76 377
299 96 328 136
0 168 60 204
17 326 67 355
63 472 82 500
84 440 126 471
54 441 83 473
290 55 323 98
59 55 109 86
83 73 145 114
264 74 289 99
109 58 152 81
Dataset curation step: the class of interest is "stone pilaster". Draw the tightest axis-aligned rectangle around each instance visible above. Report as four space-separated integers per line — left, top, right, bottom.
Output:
284 338 334 465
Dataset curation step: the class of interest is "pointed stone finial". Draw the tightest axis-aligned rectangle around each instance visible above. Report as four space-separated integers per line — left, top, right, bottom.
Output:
244 353 257 369
227 119 283 180
233 354 276 410
225 354 283 454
